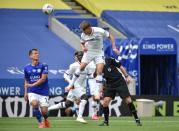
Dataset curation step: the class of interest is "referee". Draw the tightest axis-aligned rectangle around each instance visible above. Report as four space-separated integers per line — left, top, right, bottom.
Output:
100 57 142 126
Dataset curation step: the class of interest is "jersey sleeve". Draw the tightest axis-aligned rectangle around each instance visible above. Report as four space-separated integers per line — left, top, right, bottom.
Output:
63 64 76 82
98 28 110 38
80 33 85 44
42 63 48 74
64 69 72 83
110 57 122 68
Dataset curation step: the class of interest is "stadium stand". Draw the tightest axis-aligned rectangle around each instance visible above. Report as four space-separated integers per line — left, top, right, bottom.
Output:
76 0 179 17
0 0 70 9
0 8 77 96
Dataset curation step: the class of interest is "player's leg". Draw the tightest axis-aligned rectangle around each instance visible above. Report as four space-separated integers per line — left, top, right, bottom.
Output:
76 94 88 123
39 95 50 128
76 86 88 123
100 97 112 126
94 55 105 90
124 96 142 126
88 78 100 120
118 79 142 126
48 90 74 111
28 93 43 128
74 100 80 116
100 88 115 126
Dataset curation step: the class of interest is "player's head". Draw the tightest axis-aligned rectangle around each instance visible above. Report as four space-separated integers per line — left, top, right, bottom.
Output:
79 21 92 35
74 51 83 63
29 48 39 61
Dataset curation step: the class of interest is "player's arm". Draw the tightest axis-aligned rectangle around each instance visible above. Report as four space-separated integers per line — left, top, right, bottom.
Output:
29 74 48 87
24 68 28 101
108 34 119 55
64 64 77 83
80 42 87 52
28 64 48 87
64 71 71 83
120 66 131 84
24 79 28 101
110 57 130 83
101 28 119 55
80 34 87 52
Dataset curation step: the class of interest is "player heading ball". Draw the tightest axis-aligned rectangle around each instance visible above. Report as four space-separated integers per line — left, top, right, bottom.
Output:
66 21 120 94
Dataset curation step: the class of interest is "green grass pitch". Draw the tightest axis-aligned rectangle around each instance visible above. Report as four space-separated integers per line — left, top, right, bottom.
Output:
0 117 179 131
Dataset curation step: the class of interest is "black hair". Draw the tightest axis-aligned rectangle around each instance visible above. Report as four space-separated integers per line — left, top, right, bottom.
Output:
74 51 83 62
29 48 38 56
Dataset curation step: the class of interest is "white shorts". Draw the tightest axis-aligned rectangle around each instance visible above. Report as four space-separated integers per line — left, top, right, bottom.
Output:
81 52 105 64
67 87 86 102
28 93 49 107
88 79 100 96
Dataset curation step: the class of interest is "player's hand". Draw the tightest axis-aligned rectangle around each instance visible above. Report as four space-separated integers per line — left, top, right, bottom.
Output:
65 85 73 91
113 48 120 55
82 47 88 52
28 84 33 87
24 93 28 101
125 75 131 84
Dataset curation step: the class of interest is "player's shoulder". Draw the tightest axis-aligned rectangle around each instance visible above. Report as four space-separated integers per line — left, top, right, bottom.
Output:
105 57 120 65
92 27 105 33
69 62 80 69
41 62 48 67
24 63 31 70
105 56 115 62
81 32 85 38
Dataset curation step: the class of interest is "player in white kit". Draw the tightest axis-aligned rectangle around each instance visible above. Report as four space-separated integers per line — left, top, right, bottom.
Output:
66 21 119 99
66 51 101 120
48 51 95 123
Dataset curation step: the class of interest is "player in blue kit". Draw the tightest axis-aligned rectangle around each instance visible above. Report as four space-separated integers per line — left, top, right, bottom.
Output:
24 49 50 128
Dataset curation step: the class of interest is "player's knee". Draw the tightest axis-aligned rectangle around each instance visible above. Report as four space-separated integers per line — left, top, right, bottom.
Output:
80 94 88 101
103 98 110 107
65 100 74 108
31 100 39 108
125 96 132 104
41 108 48 116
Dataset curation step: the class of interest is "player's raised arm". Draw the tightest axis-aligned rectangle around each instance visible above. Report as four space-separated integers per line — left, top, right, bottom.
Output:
108 34 120 55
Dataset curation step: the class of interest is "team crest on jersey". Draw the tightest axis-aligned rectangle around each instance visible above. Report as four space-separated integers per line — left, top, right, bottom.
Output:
32 69 36 73
37 69 41 73
107 67 111 72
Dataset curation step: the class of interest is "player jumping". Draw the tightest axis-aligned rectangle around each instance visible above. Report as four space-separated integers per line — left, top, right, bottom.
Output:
24 49 50 128
66 21 120 96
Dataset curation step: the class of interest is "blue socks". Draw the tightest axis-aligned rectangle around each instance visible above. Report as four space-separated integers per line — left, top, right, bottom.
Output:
43 112 49 120
33 108 42 123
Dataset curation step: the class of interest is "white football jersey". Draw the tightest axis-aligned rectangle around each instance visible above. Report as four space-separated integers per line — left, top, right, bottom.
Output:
80 27 110 54
64 62 95 88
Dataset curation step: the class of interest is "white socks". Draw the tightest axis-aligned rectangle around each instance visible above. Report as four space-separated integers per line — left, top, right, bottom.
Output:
78 100 87 118
48 102 66 111
91 100 99 116
96 75 103 89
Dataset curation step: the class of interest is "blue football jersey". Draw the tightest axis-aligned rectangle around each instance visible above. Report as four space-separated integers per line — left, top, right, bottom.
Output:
24 62 49 96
